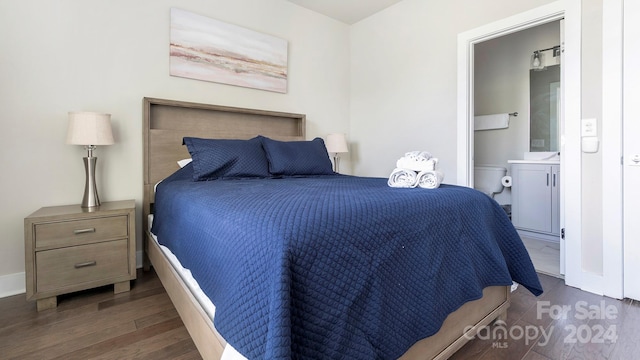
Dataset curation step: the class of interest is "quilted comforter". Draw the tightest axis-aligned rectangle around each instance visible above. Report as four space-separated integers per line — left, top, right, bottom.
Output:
151 167 542 359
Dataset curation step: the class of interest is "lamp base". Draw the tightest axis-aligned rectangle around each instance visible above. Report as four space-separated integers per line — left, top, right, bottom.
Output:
82 156 100 208
332 155 340 173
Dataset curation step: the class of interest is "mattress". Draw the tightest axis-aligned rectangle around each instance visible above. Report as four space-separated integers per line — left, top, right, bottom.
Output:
148 215 246 360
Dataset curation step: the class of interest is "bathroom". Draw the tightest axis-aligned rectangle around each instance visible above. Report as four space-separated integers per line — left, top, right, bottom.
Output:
473 20 562 277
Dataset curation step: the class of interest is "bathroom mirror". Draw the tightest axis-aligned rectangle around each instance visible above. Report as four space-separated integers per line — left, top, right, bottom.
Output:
529 65 560 152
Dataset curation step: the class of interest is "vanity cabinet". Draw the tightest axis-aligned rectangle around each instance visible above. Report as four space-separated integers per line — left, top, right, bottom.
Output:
510 163 560 237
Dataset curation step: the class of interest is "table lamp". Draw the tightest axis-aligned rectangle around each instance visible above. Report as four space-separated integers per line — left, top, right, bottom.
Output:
325 133 349 173
66 112 114 208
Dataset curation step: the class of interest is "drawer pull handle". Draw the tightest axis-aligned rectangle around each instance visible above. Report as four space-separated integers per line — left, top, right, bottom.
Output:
73 228 96 235
74 261 97 269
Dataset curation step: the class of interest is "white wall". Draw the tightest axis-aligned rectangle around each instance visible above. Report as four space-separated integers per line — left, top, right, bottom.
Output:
581 0 604 275
474 21 561 205
349 0 557 179
0 0 350 293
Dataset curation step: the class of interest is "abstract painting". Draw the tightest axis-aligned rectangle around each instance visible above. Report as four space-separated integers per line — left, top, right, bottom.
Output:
170 8 288 93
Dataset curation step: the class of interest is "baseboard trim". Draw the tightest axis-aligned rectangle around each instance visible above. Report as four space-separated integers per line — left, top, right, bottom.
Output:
0 272 26 298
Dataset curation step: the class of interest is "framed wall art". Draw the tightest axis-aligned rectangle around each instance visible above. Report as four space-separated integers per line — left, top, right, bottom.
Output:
170 8 288 93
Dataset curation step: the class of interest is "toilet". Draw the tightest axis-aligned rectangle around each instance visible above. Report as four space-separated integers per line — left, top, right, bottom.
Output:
473 165 507 198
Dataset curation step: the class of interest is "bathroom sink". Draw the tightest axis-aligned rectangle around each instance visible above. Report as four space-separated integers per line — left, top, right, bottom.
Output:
523 151 560 161
507 159 560 164
508 152 560 164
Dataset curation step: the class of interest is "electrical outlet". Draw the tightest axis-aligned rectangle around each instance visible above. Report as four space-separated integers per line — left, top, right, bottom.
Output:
582 118 597 137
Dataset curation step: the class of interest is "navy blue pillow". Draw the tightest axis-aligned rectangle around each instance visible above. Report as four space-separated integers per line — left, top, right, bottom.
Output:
260 136 334 176
183 137 270 180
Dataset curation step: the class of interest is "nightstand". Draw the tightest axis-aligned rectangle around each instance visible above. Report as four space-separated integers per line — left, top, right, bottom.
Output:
24 200 136 311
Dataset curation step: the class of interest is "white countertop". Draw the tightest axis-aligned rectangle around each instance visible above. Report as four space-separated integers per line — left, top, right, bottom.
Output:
508 160 560 165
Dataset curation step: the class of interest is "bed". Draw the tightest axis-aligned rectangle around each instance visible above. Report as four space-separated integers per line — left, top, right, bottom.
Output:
142 97 542 359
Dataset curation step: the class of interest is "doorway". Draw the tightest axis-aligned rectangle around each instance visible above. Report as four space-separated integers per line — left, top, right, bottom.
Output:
473 20 562 277
456 1 583 289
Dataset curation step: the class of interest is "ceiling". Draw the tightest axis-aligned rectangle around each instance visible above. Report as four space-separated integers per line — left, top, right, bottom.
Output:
285 0 404 25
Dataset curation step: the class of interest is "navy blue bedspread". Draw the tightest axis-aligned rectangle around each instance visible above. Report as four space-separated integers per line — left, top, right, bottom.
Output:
152 170 542 359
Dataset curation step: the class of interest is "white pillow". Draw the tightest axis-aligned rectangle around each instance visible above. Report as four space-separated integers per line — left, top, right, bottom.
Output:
177 158 192 168
154 159 192 193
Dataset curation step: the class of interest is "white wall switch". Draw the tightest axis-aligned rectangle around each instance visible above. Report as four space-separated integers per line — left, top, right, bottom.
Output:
582 137 599 153
581 118 597 137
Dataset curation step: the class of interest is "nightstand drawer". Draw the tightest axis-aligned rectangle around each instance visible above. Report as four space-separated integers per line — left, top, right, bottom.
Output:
36 239 129 293
34 215 128 249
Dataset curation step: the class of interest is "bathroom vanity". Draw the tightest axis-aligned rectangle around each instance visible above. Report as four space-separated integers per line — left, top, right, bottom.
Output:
508 160 560 241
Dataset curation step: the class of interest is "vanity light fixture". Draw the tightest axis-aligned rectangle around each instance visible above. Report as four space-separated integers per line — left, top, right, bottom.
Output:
531 51 545 71
66 111 114 208
531 45 561 71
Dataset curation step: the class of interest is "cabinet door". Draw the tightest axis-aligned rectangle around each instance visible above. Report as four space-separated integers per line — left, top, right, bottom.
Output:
511 164 552 233
551 165 561 235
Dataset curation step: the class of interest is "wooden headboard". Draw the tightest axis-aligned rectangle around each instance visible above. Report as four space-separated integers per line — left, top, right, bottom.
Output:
142 97 306 238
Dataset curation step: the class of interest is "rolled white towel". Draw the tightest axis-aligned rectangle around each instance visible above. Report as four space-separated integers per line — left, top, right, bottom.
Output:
388 168 419 188
404 150 432 160
416 170 444 189
396 157 438 172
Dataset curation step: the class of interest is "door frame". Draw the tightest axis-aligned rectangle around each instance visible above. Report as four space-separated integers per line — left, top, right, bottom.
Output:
601 0 624 299
456 1 584 288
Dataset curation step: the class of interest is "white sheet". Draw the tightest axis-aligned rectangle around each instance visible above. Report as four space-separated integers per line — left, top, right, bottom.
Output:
148 215 246 360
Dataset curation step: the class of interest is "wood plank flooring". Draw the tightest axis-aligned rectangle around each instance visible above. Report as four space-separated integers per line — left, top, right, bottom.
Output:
0 268 202 360
451 274 640 360
1 269 638 359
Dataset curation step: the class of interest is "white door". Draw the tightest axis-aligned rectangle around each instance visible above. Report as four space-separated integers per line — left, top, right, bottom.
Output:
624 0 640 300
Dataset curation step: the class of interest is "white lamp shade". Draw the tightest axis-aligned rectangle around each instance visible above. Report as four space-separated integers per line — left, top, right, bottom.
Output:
66 112 114 145
325 133 348 154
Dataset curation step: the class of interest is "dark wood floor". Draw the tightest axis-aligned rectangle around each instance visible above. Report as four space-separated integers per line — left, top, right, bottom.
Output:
1 269 638 360
0 268 202 360
452 274 640 360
